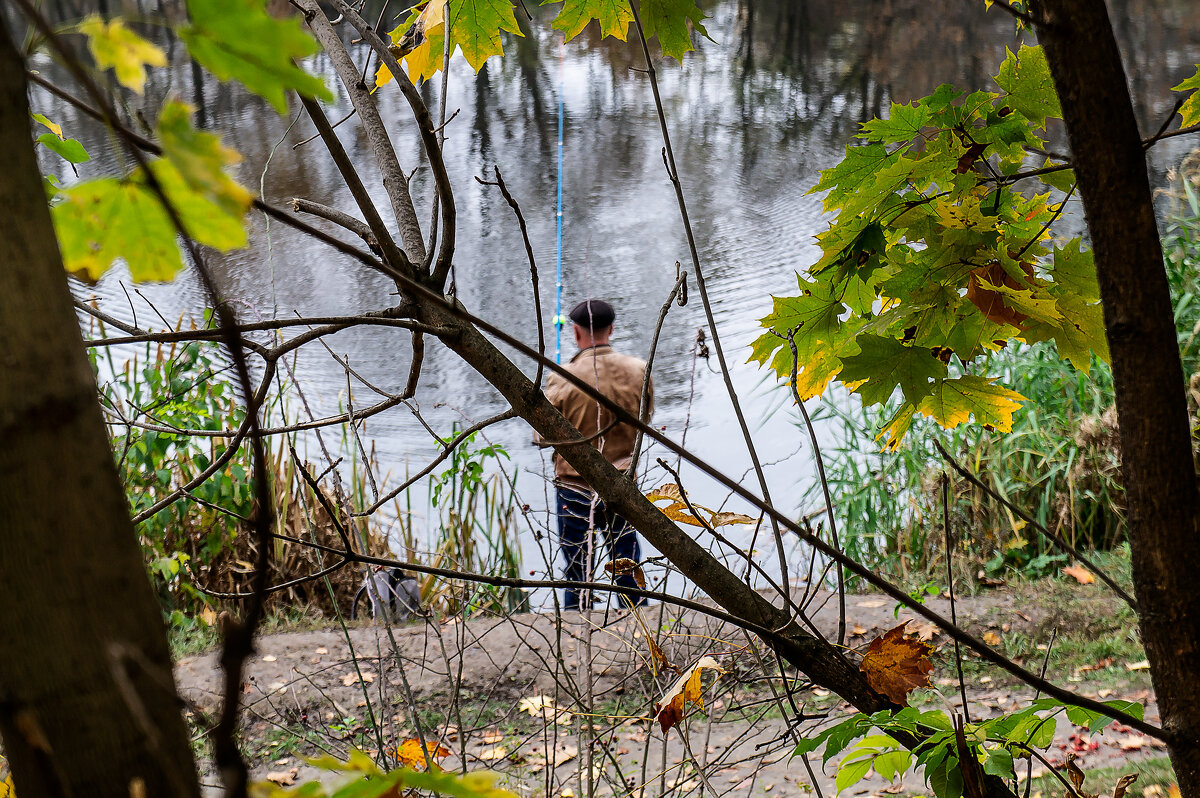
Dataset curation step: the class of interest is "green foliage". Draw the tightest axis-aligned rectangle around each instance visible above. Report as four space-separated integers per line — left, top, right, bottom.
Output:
179 0 331 113
157 100 254 218
794 698 1145 798
251 748 518 798
752 45 1110 448
31 113 90 165
812 166 1200 583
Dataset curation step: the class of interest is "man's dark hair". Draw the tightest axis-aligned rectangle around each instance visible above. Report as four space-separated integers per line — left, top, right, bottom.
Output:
568 299 615 331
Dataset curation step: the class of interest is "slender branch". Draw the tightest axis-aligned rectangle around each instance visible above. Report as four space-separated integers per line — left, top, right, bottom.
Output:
943 472 971 722
295 0 427 264
291 198 377 249
323 0 457 284
628 267 686 478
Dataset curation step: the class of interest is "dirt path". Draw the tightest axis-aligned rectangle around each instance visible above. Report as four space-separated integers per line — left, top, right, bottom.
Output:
177 589 1163 796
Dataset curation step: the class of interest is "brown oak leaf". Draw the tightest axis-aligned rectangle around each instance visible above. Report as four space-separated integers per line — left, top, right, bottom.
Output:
859 621 935 705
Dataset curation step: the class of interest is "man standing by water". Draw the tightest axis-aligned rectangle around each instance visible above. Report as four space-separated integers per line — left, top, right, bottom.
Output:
541 299 651 610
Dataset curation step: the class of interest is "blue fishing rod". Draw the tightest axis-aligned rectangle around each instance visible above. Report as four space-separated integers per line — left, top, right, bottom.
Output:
554 35 565 364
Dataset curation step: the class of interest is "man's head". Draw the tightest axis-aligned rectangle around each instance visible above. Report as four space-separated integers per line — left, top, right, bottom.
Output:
569 299 615 348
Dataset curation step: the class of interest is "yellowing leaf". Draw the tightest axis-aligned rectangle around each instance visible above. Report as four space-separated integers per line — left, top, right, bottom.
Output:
654 655 722 732
78 15 167 94
1062 564 1096 584
477 745 508 762
518 695 570 723
1173 65 1200 128
645 483 683 502
180 0 331 113
916 375 1025 432
157 100 253 218
982 631 1002 646
381 1 447 87
547 0 633 42
395 738 451 770
0 773 12 798
709 511 755 527
859 621 935 706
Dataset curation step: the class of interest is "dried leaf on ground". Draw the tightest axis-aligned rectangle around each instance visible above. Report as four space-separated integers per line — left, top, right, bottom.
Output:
859 621 935 705
983 631 1002 645
654 656 722 732
265 769 297 786
482 730 504 744
478 746 508 762
1125 660 1150 671
604 558 647 588
395 738 451 770
1063 564 1096 584
518 695 570 723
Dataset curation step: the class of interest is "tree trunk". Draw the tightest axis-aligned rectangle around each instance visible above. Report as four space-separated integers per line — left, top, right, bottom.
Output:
0 18 201 798
1037 0 1200 791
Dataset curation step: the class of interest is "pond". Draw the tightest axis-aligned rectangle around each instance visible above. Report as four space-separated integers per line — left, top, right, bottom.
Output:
40 0 1200 604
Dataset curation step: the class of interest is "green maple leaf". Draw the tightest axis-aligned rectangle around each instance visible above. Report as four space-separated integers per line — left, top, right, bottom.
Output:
638 0 709 62
156 100 254 218
994 44 1061 131
917 375 1025 432
1048 240 1100 302
53 177 184 282
860 101 935 145
838 334 947 406
811 143 892 207
1173 65 1200 128
51 158 248 283
77 15 167 95
180 0 331 113
449 0 524 72
974 278 1064 324
546 0 633 41
1022 293 1108 373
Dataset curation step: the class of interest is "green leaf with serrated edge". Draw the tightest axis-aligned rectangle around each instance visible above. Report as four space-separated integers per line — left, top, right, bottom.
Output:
975 278 1064 323
545 0 633 41
1021 293 1108 373
994 44 1061 131
1039 164 1076 194
639 0 709 62
448 0 524 72
811 143 892 205
860 101 935 145
180 0 331 113
157 100 253 218
52 177 184 281
1173 65 1200 128
917 375 1025 432
874 749 914 783
823 715 871 764
77 15 167 94
36 132 90 164
1049 240 1100 302
839 334 946 405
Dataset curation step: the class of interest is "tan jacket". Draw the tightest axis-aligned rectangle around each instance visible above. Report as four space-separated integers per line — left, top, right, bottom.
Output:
542 345 653 489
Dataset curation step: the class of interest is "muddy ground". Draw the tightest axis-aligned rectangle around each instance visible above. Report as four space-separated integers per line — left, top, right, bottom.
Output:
177 586 1162 797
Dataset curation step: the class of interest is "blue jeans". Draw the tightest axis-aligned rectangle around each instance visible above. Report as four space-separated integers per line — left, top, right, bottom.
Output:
556 486 645 609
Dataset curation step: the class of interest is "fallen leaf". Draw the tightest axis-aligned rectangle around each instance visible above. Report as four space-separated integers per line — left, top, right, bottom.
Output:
315 647 329 655
518 695 570 722
482 730 504 744
604 558 647 589
857 599 888 608
1098 689 1114 698
261 654 277 662
478 745 508 761
851 624 868 637
1063 564 1096 584
654 656 723 732
265 769 298 786
341 671 376 686
983 631 1002 646
394 738 451 770
1125 660 1151 672
268 682 286 693
1117 735 1146 751
859 621 935 706
910 621 940 641
560 789 575 798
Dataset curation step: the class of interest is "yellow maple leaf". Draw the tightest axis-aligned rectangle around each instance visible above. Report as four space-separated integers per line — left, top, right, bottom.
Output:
78 15 166 94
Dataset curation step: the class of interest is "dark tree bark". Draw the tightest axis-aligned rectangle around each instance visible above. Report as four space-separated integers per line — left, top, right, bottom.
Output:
0 18 201 798
1037 0 1200 791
